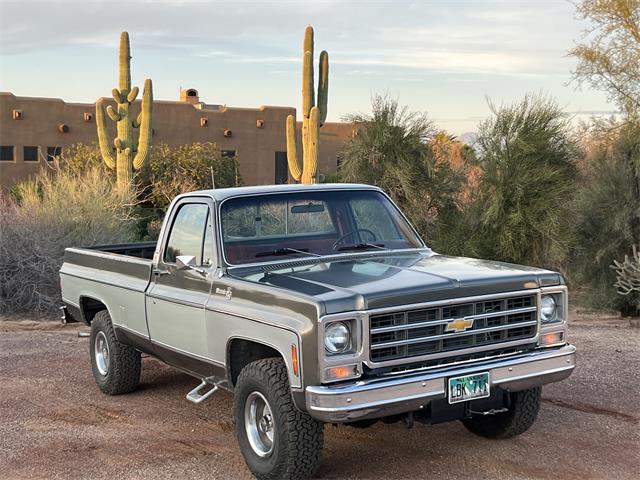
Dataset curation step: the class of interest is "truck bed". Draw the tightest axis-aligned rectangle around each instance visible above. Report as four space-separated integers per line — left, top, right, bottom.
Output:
60 242 157 330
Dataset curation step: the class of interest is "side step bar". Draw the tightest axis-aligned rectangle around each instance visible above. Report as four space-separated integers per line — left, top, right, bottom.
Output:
186 379 220 404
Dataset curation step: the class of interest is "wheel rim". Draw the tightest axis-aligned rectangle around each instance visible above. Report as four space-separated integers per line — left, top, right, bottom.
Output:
94 331 110 376
244 391 275 457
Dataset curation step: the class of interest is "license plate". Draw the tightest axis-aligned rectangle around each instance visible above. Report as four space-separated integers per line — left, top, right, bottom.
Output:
448 372 490 404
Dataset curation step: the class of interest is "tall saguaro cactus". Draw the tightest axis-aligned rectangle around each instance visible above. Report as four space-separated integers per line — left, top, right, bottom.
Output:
96 31 153 191
286 25 329 184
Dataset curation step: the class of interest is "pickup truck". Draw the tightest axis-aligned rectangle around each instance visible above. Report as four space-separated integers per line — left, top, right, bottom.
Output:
60 183 576 480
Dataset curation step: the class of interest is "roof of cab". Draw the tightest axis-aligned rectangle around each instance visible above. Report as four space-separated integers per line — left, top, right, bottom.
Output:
182 183 382 202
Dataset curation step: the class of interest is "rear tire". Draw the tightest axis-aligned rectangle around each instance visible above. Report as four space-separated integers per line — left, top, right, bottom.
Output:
90 310 141 395
462 387 541 439
234 358 323 480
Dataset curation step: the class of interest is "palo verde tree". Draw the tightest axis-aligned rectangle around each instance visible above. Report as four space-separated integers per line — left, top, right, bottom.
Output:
286 25 329 184
96 31 153 192
469 94 579 269
569 0 640 116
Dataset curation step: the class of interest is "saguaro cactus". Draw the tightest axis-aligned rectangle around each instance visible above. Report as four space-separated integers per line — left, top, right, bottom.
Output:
286 25 329 184
96 31 153 191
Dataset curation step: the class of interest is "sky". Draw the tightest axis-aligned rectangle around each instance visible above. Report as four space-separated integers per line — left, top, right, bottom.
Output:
0 0 615 135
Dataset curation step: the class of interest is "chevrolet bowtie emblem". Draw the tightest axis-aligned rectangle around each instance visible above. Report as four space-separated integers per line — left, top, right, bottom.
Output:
445 318 474 333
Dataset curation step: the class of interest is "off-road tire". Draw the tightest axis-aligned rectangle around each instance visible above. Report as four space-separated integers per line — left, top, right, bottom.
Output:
90 310 141 395
462 387 541 439
234 358 323 480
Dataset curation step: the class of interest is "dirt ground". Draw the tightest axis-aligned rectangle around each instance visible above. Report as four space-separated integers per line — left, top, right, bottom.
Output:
1 309 639 480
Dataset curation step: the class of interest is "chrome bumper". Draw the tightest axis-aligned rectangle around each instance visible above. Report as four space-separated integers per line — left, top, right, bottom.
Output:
305 344 576 423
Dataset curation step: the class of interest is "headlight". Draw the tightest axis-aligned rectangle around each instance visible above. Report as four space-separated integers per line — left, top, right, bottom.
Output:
324 322 351 354
540 295 557 323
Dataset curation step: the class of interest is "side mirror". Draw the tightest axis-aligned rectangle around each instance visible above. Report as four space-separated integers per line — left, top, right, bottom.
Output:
176 255 205 274
176 255 197 270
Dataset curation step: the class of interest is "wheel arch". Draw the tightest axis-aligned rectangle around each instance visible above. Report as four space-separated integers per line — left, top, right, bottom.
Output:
79 295 111 325
226 336 301 390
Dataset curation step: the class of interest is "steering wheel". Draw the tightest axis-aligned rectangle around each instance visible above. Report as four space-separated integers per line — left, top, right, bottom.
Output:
332 228 378 250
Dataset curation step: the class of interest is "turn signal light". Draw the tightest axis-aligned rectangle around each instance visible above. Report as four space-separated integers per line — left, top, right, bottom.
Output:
291 344 299 377
540 331 564 346
324 364 359 381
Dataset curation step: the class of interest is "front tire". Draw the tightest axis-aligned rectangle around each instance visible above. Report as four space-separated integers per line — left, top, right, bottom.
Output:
90 310 141 395
234 358 323 480
462 387 541 439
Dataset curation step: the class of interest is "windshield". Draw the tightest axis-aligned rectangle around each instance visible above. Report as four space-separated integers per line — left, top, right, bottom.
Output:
220 190 423 265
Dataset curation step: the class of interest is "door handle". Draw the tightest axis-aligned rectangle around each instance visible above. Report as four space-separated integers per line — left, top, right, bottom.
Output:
153 269 170 276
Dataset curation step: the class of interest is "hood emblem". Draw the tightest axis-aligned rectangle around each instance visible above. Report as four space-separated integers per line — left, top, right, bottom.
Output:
445 318 474 333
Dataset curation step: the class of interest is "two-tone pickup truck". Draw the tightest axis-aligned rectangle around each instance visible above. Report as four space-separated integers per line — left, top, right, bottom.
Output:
60 183 575 479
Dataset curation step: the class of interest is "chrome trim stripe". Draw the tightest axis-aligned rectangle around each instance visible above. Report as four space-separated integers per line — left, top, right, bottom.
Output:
370 305 538 334
370 320 538 350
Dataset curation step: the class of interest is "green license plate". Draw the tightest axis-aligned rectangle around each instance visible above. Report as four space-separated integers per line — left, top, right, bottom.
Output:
448 372 490 404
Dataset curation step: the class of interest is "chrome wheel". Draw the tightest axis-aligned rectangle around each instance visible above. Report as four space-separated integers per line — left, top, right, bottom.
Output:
94 331 110 376
244 391 275 457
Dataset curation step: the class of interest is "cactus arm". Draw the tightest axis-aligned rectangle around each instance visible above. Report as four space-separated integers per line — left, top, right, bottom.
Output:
106 105 121 122
119 32 131 94
133 79 153 170
112 88 123 104
96 99 116 169
286 115 302 182
302 51 314 117
302 107 319 184
132 112 142 128
127 86 139 103
317 51 329 126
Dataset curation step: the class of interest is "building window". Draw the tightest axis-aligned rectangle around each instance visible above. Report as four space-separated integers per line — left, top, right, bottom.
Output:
275 151 288 184
24 146 39 162
221 150 236 158
47 146 62 161
0 146 14 161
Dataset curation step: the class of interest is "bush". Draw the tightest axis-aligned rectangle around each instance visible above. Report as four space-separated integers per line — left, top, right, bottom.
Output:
144 143 241 209
442 94 579 270
573 120 640 314
0 165 136 314
336 95 466 243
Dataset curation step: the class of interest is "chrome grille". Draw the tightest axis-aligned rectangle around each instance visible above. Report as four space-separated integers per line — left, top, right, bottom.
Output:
369 294 537 362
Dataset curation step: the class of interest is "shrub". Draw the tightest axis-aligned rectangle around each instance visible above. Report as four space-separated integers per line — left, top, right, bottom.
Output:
573 119 640 314
336 95 466 243
611 245 640 315
0 165 136 314
446 94 579 269
144 143 241 209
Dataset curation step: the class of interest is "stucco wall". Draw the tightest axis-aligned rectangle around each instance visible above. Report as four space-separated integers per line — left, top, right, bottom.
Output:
0 92 355 190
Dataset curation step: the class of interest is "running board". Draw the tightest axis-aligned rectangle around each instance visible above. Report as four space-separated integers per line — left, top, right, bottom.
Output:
186 380 219 404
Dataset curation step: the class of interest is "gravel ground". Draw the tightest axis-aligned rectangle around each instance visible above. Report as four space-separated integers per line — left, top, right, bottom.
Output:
0 309 638 480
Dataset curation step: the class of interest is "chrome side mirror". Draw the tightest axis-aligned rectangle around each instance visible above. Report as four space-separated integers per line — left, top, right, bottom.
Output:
176 255 205 274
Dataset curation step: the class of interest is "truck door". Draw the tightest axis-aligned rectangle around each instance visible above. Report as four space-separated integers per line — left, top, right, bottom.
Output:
146 198 215 363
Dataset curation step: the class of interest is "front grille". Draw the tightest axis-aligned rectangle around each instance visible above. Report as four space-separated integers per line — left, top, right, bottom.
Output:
369 294 537 362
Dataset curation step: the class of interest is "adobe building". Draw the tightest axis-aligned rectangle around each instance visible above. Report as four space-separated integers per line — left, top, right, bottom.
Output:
0 89 355 191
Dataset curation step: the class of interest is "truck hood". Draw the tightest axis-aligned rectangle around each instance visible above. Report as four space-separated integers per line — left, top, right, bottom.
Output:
230 251 562 314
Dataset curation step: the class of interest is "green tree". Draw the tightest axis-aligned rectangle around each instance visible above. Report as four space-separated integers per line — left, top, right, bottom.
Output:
336 95 465 241
458 94 579 269
569 0 640 116
574 119 640 314
144 143 241 209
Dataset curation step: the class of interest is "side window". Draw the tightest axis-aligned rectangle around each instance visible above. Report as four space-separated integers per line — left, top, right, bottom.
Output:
351 198 401 240
164 203 209 264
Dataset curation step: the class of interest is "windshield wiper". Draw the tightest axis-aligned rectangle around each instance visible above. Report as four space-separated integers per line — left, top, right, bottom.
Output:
335 242 387 252
255 247 321 258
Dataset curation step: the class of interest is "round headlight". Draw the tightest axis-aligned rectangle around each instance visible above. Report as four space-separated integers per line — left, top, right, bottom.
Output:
324 322 351 354
540 295 557 323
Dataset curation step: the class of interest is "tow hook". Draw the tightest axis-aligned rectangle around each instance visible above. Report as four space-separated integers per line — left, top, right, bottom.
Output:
401 412 415 429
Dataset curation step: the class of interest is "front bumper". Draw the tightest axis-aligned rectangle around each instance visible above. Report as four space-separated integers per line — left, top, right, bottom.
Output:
305 344 576 422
